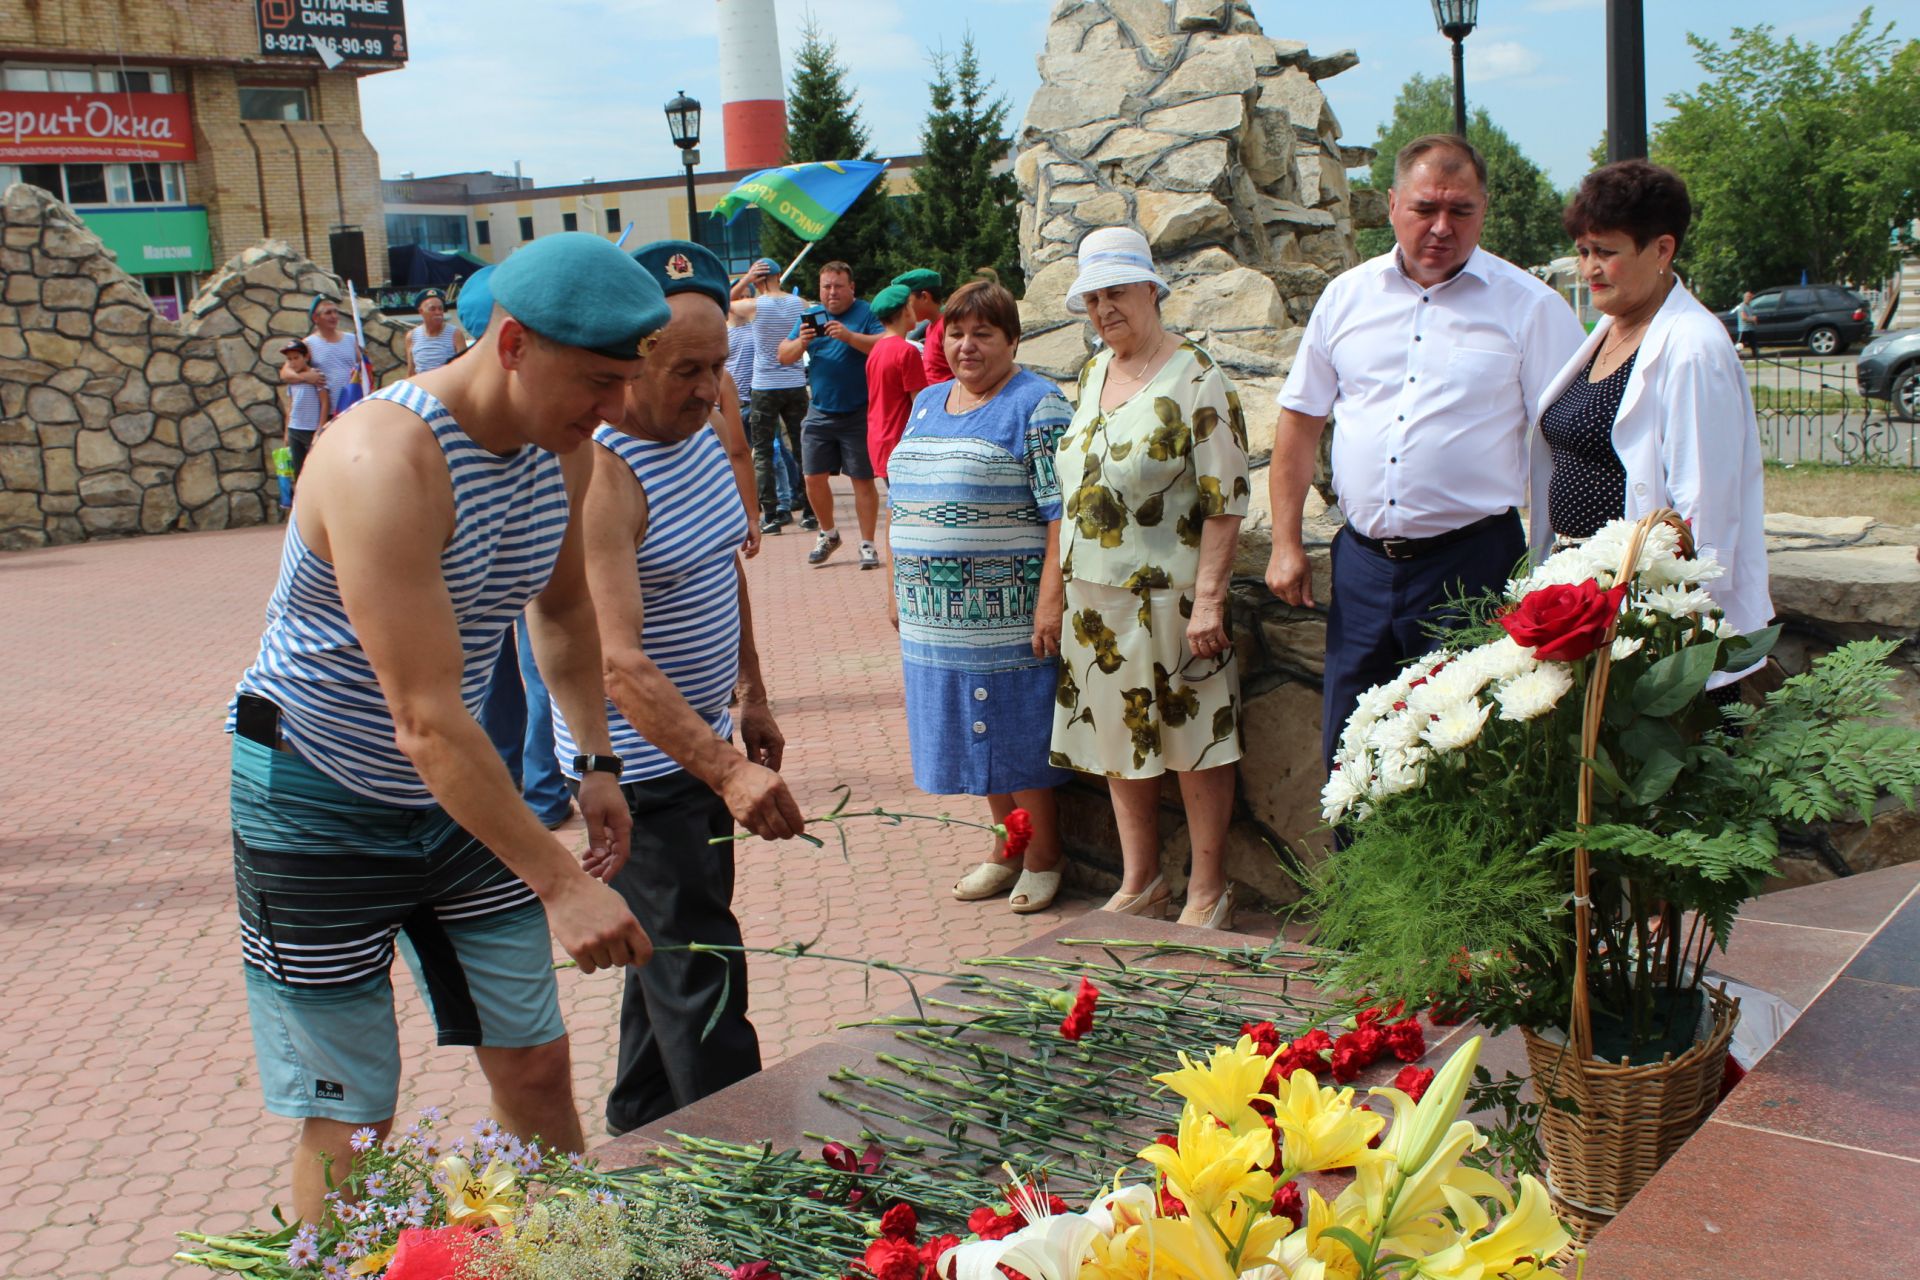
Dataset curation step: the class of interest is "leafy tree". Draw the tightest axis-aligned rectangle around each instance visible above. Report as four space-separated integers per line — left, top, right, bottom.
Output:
897 35 1023 294
1353 74 1568 269
757 18 901 296
1653 11 1920 309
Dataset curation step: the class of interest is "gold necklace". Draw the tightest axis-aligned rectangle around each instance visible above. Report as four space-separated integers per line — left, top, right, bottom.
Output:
950 369 1014 413
1106 330 1167 387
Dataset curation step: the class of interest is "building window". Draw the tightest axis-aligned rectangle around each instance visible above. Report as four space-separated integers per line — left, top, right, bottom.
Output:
2 64 171 93
696 206 763 276
2 161 186 208
238 86 312 122
518 216 534 241
476 220 491 246
59 164 108 204
562 211 578 232
605 207 621 233
385 212 469 253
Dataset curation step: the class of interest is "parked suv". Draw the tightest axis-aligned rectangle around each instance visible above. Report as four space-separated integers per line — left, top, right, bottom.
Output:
1857 328 1920 421
1716 285 1873 355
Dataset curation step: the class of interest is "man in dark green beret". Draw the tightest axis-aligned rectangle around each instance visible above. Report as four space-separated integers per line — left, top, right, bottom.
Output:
226 232 666 1220
566 239 806 1133
894 267 951 384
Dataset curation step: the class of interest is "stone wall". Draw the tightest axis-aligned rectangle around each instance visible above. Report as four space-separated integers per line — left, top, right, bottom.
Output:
0 183 407 550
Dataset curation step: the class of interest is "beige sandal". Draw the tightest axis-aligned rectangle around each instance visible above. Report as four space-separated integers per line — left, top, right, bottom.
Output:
953 860 1020 902
1177 882 1238 931
1009 868 1062 914
1101 874 1171 918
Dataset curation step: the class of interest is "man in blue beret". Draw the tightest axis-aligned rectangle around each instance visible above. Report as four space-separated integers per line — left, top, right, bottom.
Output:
226 232 665 1220
777 259 887 568
562 239 805 1133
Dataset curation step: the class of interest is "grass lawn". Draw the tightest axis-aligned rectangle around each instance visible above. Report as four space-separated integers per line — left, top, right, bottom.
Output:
1751 384 1857 414
1765 462 1920 525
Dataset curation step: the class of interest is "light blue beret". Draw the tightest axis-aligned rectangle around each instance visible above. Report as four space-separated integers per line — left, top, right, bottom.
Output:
489 233 670 359
456 266 495 339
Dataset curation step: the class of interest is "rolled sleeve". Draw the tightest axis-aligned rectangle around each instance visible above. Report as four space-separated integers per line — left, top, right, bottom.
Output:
1277 302 1338 417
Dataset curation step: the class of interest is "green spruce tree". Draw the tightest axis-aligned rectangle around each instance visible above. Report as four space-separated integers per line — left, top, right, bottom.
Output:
758 18 899 297
898 35 1022 294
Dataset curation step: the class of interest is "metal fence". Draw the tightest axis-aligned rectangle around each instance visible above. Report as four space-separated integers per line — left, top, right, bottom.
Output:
1746 353 1916 468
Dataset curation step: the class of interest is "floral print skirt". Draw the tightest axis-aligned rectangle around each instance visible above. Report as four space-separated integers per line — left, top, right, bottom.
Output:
1049 579 1242 779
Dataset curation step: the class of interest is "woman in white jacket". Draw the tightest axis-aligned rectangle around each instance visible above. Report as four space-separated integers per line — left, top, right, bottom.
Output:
1528 160 1773 667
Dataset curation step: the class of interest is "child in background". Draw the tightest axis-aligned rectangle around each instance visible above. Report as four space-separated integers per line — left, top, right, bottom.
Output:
280 339 329 485
863 284 927 480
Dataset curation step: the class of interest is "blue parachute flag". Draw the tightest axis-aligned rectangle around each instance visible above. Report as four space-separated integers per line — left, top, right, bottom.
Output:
711 160 887 243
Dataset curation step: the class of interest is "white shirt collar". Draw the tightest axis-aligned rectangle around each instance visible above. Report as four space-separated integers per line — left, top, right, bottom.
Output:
1384 244 1491 291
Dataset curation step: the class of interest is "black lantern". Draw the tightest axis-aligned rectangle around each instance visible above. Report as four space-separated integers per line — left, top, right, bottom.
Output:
664 90 703 240
1431 0 1479 138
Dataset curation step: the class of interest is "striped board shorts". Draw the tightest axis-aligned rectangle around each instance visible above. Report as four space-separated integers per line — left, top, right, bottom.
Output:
230 734 563 1121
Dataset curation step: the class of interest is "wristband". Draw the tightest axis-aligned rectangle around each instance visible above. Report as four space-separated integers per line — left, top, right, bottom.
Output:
573 753 623 777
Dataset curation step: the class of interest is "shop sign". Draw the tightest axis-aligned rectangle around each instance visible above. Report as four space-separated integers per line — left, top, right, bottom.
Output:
78 207 213 276
0 91 195 164
256 0 409 63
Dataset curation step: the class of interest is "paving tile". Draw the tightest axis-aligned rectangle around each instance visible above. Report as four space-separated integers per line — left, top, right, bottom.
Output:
1709 916 1869 1010
1743 861 1920 934
1586 1119 1920 1279
1713 975 1920 1161
1845 893 1920 989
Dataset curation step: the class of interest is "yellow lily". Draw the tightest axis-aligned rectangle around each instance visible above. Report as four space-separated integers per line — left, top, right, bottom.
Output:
1152 1035 1279 1136
1269 1068 1383 1175
1136 1103 1275 1219
1369 1036 1481 1177
1141 1210 1238 1280
1337 1119 1502 1261
1081 1221 1152 1280
1265 1189 1364 1280
1417 1174 1571 1279
435 1153 519 1228
346 1243 395 1277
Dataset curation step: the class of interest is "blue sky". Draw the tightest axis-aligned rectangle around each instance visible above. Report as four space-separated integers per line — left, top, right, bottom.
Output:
360 1 1913 191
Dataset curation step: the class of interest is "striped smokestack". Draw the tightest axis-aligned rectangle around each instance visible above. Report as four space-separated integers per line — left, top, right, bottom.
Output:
716 0 788 171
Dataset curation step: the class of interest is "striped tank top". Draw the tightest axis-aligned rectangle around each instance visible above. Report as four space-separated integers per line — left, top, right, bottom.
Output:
553 424 746 783
230 381 571 807
410 322 460 372
749 292 807 390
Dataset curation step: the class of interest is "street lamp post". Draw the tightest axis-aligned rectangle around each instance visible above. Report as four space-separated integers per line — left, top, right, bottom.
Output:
664 90 703 243
1431 0 1479 139
1605 0 1648 162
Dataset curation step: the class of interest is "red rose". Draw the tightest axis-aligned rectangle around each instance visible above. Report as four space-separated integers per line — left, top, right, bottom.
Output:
967 1206 1024 1241
383 1226 482 1280
863 1237 923 1280
1499 578 1631 663
881 1204 919 1241
1001 808 1034 860
1393 1065 1436 1103
1329 1038 1368 1083
1271 1181 1304 1230
1386 1018 1426 1063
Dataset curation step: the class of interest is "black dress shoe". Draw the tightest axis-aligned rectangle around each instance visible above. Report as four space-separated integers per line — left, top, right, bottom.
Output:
759 515 783 534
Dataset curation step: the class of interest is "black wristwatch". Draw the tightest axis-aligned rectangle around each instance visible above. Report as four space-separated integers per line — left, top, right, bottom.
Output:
573 753 623 776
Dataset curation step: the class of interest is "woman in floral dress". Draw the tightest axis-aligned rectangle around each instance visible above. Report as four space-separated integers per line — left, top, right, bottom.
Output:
1050 227 1251 929
888 281 1073 914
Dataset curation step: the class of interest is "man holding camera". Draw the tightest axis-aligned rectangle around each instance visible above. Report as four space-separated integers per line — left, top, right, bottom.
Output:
776 261 886 568
730 258 814 535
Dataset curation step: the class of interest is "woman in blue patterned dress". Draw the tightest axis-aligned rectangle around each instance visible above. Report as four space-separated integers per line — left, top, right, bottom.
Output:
888 281 1072 914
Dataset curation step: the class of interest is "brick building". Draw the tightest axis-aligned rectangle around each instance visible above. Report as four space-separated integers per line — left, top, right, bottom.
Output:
1 1 402 317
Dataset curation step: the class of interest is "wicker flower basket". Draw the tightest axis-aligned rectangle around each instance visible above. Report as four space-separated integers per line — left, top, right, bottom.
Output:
1523 509 1745 1242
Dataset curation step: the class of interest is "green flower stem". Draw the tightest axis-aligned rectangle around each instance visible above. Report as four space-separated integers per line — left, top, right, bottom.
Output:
708 804 1007 846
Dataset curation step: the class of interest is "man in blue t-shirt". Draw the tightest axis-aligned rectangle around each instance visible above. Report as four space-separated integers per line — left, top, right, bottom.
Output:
777 260 886 568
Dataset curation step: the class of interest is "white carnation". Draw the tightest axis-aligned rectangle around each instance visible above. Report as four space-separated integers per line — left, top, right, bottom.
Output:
1494 665 1577 722
1373 748 1428 796
1641 585 1718 619
1610 634 1645 661
1321 764 1370 824
1407 661 1494 715
1421 699 1492 752
1365 709 1426 753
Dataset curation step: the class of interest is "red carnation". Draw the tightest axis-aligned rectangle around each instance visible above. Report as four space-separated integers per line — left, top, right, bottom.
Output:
967 1206 1024 1241
880 1204 919 1241
1295 1028 1334 1055
1426 999 1467 1027
1386 1018 1427 1063
1001 808 1034 860
1154 1133 1179 1152
1393 1065 1436 1102
1499 578 1631 663
1351 1024 1388 1066
1271 1181 1304 1230
1241 1020 1281 1055
1330 1038 1368 1084
1157 1186 1188 1217
862 1238 922 1280
1059 978 1099 1042
920 1235 960 1273
732 1265 783 1280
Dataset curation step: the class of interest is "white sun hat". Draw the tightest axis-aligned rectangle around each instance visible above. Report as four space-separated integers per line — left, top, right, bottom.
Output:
1065 226 1171 314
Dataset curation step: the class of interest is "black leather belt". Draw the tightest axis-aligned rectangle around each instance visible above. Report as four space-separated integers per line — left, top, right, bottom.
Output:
1344 509 1518 562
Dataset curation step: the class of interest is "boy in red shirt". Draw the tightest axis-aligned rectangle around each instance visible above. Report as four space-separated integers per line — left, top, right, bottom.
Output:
864 283 927 479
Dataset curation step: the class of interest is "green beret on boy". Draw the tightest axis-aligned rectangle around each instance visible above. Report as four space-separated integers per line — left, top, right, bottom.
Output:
490 232 670 359
892 268 944 296
871 284 912 321
630 240 730 314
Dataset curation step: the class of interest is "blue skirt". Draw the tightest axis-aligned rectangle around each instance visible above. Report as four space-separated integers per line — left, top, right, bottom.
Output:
903 659 1070 796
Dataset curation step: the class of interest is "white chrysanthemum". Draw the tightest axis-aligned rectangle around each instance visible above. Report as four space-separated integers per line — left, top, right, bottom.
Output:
1421 699 1492 752
1407 661 1494 716
1373 748 1428 796
1641 547 1727 588
1513 546 1610 596
1365 709 1426 753
1321 765 1369 824
1470 635 1541 682
1352 682 1402 723
1641 585 1718 619
1610 634 1645 661
1494 665 1576 722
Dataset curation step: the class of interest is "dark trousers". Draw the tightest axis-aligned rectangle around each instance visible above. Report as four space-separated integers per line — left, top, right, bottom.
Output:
599 767 761 1135
287 429 316 480
749 386 812 518
1321 513 1528 767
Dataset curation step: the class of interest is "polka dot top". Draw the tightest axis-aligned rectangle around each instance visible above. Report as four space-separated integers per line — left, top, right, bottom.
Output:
1542 349 1636 540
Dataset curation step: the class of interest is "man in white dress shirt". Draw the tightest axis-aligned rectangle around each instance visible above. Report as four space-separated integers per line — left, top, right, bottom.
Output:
1266 135 1586 767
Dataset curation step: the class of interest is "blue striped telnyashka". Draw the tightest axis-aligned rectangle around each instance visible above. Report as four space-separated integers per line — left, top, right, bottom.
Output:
552 423 746 783
228 380 570 807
